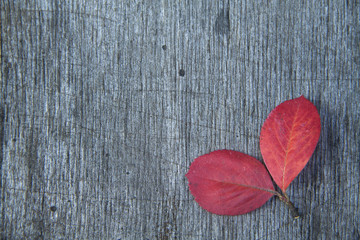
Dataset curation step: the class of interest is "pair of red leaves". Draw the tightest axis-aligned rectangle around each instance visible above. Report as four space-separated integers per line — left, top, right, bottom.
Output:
186 96 321 217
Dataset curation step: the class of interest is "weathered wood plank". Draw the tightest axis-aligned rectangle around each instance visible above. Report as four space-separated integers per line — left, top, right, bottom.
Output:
1 0 359 239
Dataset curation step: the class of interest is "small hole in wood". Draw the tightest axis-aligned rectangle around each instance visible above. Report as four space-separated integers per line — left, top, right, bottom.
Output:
179 69 185 77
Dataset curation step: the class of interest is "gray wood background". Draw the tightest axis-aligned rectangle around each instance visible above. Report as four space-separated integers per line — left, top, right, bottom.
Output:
1 1 359 239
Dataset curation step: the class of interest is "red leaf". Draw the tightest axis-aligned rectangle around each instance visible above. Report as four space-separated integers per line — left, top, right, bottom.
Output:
260 96 321 192
186 150 275 215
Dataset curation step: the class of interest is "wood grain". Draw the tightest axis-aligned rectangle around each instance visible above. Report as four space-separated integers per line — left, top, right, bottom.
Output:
1 0 359 239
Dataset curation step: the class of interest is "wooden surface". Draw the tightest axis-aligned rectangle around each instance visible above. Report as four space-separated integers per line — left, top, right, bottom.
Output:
1 1 359 239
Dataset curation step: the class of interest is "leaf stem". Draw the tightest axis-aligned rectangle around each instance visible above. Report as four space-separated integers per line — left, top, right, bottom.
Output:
278 192 300 219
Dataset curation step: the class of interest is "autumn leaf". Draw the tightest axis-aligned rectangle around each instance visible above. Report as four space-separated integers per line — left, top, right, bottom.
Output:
186 150 275 215
186 96 320 217
260 96 321 192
